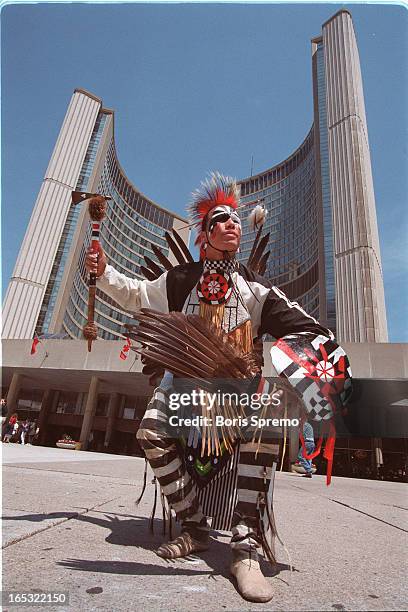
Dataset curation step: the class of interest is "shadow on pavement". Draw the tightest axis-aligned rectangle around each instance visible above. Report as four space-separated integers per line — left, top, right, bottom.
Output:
57 558 218 576
2 511 79 522
4 510 294 580
61 514 294 580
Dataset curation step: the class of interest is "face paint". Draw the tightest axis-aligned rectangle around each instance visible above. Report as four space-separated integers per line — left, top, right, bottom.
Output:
207 205 241 234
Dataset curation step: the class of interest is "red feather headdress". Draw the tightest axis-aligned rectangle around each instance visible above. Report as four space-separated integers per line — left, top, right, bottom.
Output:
187 171 240 231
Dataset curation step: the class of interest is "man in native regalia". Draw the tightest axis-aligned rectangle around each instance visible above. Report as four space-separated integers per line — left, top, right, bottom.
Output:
85 172 351 603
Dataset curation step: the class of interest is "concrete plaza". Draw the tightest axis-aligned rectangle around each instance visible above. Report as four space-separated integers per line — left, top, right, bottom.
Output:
2 444 407 611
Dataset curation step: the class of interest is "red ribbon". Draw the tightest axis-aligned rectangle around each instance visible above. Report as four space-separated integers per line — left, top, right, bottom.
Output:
120 337 131 360
299 433 323 460
323 420 336 486
299 415 336 486
30 336 40 355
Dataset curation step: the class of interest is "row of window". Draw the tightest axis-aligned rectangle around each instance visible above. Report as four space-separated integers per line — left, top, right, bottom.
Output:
239 128 314 196
64 292 126 339
316 42 336 333
36 200 83 335
240 223 318 265
65 274 131 338
238 141 318 294
239 161 315 207
47 389 149 419
105 143 174 229
102 237 142 277
100 170 170 247
37 112 109 336
103 207 169 258
73 273 134 328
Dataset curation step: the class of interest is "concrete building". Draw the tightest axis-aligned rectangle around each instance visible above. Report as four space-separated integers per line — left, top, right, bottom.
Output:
238 10 388 342
3 10 387 345
2 339 407 479
2 11 405 479
2 89 189 342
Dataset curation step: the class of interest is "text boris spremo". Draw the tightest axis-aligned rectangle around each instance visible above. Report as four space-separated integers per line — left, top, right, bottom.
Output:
167 390 300 428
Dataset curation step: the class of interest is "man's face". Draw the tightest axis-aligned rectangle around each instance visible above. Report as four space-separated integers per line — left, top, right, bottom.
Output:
205 205 241 253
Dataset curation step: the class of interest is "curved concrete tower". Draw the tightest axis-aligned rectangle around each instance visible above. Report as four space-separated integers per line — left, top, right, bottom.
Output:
3 11 388 344
2 89 188 340
317 10 388 341
238 10 388 342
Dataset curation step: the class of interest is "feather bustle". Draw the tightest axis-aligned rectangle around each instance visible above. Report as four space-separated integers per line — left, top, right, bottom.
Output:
248 234 270 271
170 230 194 263
139 265 159 281
163 232 189 265
258 251 270 275
151 245 174 271
143 256 164 277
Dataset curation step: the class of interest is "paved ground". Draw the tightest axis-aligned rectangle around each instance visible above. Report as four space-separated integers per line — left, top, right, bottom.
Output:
2 444 407 611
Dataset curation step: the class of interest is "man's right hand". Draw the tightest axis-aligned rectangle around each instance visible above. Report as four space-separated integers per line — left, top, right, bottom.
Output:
85 244 107 278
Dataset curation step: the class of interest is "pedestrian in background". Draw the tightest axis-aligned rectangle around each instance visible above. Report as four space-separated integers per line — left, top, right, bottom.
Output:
27 420 38 445
0 399 7 429
3 413 18 443
297 421 315 478
12 419 21 443
20 419 30 445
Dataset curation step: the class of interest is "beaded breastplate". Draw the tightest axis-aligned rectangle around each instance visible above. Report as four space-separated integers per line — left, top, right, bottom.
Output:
182 258 254 482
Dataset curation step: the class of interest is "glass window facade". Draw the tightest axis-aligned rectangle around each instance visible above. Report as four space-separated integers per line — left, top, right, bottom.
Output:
61 116 182 341
118 395 149 419
237 128 321 318
36 112 108 336
53 390 87 415
16 389 43 413
316 41 336 333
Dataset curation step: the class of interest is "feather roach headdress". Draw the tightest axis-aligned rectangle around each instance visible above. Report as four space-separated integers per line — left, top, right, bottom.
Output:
188 171 240 231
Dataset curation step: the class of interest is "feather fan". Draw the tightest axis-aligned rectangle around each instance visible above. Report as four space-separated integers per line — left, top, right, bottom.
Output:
127 309 260 386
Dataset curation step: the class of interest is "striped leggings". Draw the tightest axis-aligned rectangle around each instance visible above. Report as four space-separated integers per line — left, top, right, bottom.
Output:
136 387 278 548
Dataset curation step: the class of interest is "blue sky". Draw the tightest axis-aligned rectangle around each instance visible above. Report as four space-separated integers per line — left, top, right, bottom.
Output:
2 2 407 341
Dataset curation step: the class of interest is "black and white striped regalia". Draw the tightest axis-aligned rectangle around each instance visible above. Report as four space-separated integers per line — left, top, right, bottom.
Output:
97 258 351 556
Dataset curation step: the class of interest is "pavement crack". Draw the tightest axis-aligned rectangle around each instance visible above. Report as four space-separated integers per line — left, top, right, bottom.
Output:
329 499 408 533
289 484 311 492
3 464 141 484
288 483 407 533
2 496 120 550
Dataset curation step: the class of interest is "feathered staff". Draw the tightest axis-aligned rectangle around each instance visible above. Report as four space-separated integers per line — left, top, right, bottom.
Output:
72 191 111 351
